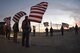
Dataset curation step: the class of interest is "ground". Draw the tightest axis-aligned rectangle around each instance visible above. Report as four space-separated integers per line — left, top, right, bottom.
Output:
0 30 80 53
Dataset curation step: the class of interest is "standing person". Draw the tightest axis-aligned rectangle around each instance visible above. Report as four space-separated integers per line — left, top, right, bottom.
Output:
45 27 48 36
5 25 11 40
3 17 11 39
74 24 78 35
22 16 31 47
33 26 36 36
13 22 19 43
50 27 53 36
61 25 64 36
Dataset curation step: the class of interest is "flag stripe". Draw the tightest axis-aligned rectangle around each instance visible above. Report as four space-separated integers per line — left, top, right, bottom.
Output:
31 10 45 14
31 6 46 11
39 6 47 9
29 15 42 18
13 11 26 22
29 17 42 21
29 2 48 23
38 2 48 8
15 15 21 18
37 2 48 7
31 11 44 14
13 18 19 22
13 16 20 20
28 17 41 23
13 18 18 23
17 13 23 17
30 13 43 17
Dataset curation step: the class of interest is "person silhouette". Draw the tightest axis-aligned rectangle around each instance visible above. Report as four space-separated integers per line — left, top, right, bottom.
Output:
5 25 11 40
74 24 78 35
22 16 31 47
13 22 19 43
45 27 48 36
50 27 53 36
33 26 36 36
61 25 64 36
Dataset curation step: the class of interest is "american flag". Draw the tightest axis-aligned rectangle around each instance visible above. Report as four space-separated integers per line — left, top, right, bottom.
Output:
4 17 11 26
62 23 69 28
13 11 26 22
43 22 49 26
29 2 48 23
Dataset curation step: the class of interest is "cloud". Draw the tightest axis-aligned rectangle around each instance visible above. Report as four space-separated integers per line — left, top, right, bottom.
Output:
48 0 80 21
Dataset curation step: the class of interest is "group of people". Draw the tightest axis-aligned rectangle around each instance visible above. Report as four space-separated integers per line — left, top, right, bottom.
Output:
4 16 79 48
45 27 53 36
5 16 31 47
61 24 79 36
45 24 79 36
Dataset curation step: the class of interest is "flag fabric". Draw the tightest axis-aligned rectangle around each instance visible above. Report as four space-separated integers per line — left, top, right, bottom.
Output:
43 22 49 26
13 11 26 22
62 23 69 28
29 2 48 23
4 17 11 26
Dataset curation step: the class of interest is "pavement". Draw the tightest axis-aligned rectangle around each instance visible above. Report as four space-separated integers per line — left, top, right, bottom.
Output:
0 31 80 53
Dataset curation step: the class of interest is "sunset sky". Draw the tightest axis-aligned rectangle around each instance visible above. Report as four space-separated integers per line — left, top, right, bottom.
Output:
0 0 80 32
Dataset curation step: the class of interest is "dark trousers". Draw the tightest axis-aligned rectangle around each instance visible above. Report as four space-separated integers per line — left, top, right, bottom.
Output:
61 31 64 36
33 31 35 36
75 30 78 35
22 31 30 47
13 32 18 43
6 31 10 40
